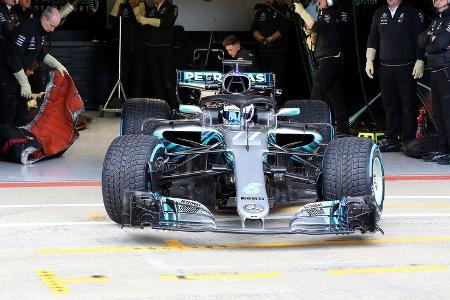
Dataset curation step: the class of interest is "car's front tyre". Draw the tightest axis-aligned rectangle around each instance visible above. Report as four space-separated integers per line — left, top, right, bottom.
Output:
321 137 384 215
102 135 166 223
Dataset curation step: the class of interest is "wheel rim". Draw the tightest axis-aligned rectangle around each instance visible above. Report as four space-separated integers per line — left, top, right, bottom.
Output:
371 156 384 206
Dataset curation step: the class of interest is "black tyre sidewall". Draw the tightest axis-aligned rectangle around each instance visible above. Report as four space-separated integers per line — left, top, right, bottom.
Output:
121 98 170 135
284 99 333 143
102 135 164 223
322 137 384 213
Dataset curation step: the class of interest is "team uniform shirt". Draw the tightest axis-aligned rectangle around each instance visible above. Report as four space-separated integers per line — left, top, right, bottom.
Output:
419 8 450 69
0 3 19 40
311 7 342 60
1 18 47 75
250 3 290 49
142 1 178 46
367 2 425 64
110 3 143 50
14 6 34 23
235 48 256 62
233 48 258 72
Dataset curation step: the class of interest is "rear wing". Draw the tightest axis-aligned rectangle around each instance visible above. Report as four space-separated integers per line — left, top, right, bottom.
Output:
177 70 275 91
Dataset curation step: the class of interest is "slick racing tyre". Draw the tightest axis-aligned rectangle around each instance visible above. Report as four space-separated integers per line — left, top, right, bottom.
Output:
321 137 384 214
121 98 170 135
102 135 166 223
283 100 332 143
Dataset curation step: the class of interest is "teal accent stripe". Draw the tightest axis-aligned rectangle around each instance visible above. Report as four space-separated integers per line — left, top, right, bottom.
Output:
150 143 165 162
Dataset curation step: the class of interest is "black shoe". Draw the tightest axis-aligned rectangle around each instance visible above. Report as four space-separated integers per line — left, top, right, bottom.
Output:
422 152 447 162
377 139 401 152
436 154 450 165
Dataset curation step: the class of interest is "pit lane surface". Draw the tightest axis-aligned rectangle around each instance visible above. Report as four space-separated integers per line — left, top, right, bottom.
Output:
1 115 450 299
1 180 450 300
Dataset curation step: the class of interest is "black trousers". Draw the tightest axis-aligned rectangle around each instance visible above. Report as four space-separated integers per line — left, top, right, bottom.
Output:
0 74 28 127
121 46 146 98
378 63 417 142
259 48 287 104
311 56 349 134
145 45 178 110
431 66 450 153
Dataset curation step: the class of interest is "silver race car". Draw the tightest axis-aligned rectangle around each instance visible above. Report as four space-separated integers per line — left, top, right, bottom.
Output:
102 64 384 235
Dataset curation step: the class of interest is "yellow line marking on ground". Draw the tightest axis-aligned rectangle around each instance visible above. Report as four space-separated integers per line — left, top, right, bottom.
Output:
87 212 107 221
37 269 108 295
164 240 188 248
159 272 284 280
37 270 70 295
271 207 301 213
328 266 448 275
36 236 450 254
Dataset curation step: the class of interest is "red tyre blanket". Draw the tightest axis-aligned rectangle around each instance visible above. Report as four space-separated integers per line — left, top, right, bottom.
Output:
0 71 84 164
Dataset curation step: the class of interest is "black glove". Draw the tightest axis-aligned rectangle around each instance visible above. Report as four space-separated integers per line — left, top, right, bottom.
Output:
417 31 431 49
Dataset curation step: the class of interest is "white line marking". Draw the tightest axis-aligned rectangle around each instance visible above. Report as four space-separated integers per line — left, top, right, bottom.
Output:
0 204 103 208
232 132 243 141
249 132 260 141
1 214 450 227
0 222 114 227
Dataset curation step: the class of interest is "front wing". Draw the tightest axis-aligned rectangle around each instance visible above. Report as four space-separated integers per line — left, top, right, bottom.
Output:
121 191 382 235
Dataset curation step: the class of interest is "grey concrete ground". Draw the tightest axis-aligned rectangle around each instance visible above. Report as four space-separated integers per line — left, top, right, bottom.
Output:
0 114 450 299
1 182 450 299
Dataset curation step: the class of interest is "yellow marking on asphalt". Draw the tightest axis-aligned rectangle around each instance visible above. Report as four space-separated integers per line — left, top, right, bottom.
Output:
37 269 108 295
164 240 188 248
36 236 450 254
37 270 69 295
271 206 301 213
159 272 284 280
328 265 448 275
87 212 107 221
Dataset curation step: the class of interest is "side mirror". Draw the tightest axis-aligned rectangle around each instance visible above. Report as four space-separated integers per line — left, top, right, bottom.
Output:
276 108 300 117
179 104 203 114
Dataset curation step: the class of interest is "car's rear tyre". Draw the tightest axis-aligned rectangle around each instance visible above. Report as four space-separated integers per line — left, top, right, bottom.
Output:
283 99 333 143
321 137 384 214
121 98 170 135
102 135 165 223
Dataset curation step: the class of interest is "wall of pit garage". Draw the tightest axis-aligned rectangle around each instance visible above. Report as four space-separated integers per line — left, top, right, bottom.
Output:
38 0 434 131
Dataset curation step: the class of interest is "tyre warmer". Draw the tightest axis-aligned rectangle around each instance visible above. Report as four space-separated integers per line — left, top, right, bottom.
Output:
0 71 84 164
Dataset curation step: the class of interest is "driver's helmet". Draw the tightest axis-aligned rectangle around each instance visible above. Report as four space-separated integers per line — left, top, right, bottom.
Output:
222 104 254 125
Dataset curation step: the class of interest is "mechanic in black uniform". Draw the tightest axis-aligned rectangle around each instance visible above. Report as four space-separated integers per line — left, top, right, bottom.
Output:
0 0 19 44
251 0 291 103
0 6 67 127
110 0 145 98
15 0 34 23
137 0 178 110
14 0 44 95
222 35 258 72
419 0 450 164
295 0 349 135
365 0 425 151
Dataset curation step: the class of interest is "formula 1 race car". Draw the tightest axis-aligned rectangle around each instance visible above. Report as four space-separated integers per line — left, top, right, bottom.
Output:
102 64 385 235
